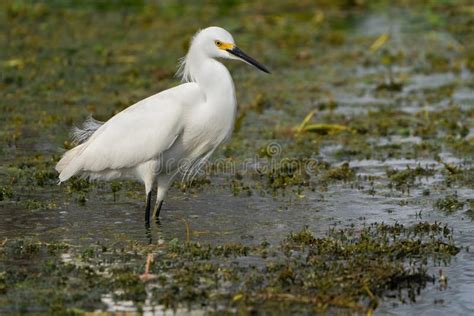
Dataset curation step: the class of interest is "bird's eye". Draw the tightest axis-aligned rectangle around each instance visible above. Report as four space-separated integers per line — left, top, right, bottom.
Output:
215 40 222 47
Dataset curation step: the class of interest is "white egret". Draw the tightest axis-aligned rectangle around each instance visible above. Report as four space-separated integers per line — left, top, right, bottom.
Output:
56 26 270 224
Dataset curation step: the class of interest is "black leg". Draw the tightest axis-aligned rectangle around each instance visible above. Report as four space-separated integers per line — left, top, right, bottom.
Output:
145 191 152 227
154 200 164 223
145 225 152 244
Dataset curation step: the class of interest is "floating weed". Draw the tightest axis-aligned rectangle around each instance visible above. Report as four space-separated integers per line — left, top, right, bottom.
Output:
293 109 352 136
1 239 69 256
299 123 352 135
65 177 92 194
0 185 13 201
446 137 474 159
110 181 122 201
441 166 473 188
376 81 404 92
0 222 460 314
178 175 212 192
111 269 147 303
410 221 452 237
434 194 465 214
21 199 57 210
33 169 58 186
465 201 474 221
61 177 94 205
387 165 435 193
7 155 58 187
0 0 472 313
320 162 355 183
287 226 316 245
228 158 355 195
425 52 451 73
264 158 311 191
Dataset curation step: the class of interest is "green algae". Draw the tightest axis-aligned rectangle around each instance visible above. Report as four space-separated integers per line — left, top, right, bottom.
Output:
435 194 465 214
0 222 460 314
387 165 435 193
0 0 473 314
0 186 13 201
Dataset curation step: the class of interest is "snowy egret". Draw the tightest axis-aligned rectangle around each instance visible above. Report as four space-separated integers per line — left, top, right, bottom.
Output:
56 26 269 225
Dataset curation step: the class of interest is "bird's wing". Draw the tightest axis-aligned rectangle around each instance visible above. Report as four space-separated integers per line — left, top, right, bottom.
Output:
76 83 203 172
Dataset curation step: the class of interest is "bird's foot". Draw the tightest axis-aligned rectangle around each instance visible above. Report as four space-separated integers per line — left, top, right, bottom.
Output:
139 254 157 282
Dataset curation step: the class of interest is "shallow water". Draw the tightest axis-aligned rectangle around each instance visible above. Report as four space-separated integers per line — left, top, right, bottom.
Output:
1 1 473 314
1 154 473 314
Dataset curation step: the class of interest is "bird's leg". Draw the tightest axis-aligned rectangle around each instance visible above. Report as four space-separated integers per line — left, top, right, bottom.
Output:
143 170 156 227
145 191 152 227
153 172 176 221
152 200 164 221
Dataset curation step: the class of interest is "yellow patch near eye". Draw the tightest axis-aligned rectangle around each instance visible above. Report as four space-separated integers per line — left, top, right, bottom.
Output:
215 41 234 50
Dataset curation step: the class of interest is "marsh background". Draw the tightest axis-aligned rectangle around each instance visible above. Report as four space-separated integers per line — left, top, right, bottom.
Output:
0 0 473 314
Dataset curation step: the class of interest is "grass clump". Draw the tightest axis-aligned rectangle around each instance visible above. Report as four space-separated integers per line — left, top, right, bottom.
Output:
0 186 13 201
387 165 435 193
0 222 460 314
264 158 311 191
320 162 355 183
434 194 465 213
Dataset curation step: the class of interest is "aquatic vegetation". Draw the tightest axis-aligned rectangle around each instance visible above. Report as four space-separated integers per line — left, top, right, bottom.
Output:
65 177 94 205
387 165 435 193
300 123 351 135
0 186 13 201
293 109 352 136
0 222 460 314
434 194 465 214
0 0 472 313
264 158 312 191
320 162 355 183
21 199 57 210
6 155 58 187
465 201 474 221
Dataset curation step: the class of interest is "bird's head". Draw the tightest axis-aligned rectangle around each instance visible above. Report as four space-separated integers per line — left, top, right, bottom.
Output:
193 26 270 74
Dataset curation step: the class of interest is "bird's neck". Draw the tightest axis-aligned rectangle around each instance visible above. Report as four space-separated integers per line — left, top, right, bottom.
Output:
183 49 236 104
194 58 235 105
190 57 237 133
182 52 237 142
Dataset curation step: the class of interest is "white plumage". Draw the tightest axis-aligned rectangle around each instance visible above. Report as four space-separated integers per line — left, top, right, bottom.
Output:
56 26 269 223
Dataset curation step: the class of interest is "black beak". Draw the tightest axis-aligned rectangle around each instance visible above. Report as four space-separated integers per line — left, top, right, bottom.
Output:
227 46 270 74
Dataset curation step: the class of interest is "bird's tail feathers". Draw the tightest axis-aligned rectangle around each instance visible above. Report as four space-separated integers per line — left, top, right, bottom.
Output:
56 144 85 182
72 116 104 144
56 116 102 183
